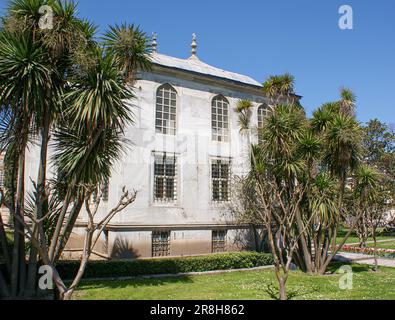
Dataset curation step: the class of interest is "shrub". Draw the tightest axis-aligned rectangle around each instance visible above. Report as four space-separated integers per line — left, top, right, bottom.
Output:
57 251 273 280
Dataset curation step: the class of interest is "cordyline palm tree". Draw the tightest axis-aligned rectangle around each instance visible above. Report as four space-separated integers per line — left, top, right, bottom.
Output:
0 0 95 297
102 23 152 82
48 21 153 263
0 0 149 299
0 29 53 297
48 48 135 264
307 89 363 273
311 102 339 133
339 87 356 116
262 73 296 105
323 114 361 202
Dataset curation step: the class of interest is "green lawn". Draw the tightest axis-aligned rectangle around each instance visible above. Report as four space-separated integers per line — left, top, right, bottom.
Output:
74 263 395 300
366 241 395 250
336 228 395 246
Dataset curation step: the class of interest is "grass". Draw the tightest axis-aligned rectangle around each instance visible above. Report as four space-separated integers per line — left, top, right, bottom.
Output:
336 228 395 246
74 263 395 300
366 241 395 250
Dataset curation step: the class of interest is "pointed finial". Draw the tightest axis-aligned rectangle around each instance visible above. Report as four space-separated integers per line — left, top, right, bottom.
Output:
190 33 197 58
152 32 157 54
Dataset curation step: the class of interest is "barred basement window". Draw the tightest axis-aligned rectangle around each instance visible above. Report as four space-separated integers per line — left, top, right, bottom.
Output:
211 159 230 202
155 84 177 135
154 153 177 203
211 95 229 142
152 230 171 257
212 230 227 253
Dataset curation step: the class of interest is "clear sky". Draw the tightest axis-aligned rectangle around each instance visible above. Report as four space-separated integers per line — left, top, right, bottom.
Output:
1 0 394 125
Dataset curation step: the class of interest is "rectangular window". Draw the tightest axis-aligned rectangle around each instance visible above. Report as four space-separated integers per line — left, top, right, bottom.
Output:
152 230 171 257
91 177 109 203
154 153 177 203
212 230 227 253
156 85 177 135
212 97 229 142
211 159 230 202
102 177 109 202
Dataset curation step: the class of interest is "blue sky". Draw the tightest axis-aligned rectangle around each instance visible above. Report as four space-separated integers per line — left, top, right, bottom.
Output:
1 0 394 125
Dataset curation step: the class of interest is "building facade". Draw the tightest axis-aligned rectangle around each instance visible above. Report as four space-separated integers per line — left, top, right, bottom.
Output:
14 35 275 259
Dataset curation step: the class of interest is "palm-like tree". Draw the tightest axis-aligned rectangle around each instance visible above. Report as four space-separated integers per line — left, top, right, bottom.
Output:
1 0 96 297
323 114 361 200
262 73 296 105
0 29 53 296
311 102 339 133
309 173 339 223
339 88 356 116
102 23 152 82
235 99 252 133
48 50 135 264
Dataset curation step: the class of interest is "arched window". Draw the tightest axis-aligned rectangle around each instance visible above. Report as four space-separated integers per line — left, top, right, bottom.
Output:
156 84 177 135
211 95 229 142
257 104 270 129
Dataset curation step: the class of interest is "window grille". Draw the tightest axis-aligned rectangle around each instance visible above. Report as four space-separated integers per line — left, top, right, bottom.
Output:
212 230 227 253
92 177 109 203
154 153 177 203
211 159 230 202
152 230 171 257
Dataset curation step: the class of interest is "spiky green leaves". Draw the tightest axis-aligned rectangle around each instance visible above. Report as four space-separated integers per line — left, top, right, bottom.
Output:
323 114 362 181
309 173 339 222
64 50 134 133
235 99 253 133
0 31 52 108
102 23 152 82
262 73 295 102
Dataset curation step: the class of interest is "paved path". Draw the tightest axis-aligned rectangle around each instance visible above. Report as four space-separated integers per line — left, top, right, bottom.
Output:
334 252 395 268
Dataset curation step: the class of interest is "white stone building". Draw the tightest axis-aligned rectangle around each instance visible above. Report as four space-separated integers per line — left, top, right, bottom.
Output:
13 35 281 259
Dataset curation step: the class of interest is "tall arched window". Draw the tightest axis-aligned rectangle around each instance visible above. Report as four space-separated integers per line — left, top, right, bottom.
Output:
156 84 177 135
211 95 229 142
257 104 270 129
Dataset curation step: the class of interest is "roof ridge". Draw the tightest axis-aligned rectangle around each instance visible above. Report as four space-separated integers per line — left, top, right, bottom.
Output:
150 52 262 87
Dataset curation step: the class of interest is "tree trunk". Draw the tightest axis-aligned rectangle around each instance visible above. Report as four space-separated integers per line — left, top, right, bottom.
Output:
26 107 51 297
0 213 11 275
295 209 312 273
278 278 287 300
53 197 84 263
11 146 26 297
49 127 103 262
60 220 94 301
372 227 378 272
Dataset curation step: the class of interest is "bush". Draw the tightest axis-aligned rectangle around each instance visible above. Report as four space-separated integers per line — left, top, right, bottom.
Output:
57 251 273 280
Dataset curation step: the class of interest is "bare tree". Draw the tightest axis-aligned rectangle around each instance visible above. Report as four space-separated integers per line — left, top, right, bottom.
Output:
0 186 137 300
233 172 309 300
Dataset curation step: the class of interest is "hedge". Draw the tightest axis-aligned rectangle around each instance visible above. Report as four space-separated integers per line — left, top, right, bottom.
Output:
57 251 273 280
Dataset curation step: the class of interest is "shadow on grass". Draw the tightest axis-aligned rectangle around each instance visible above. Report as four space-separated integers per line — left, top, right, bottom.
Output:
77 275 195 291
327 262 371 274
264 281 319 300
